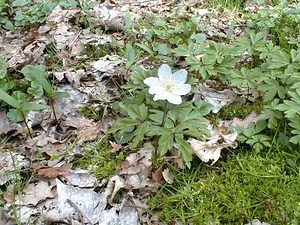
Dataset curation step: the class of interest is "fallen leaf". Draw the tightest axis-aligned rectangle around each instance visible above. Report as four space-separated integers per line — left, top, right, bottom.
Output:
38 163 72 179
188 137 223 165
56 178 107 224
162 168 174 184
107 175 126 205
188 124 238 165
18 179 56 206
152 165 164 185
63 170 98 188
110 141 123 153
0 112 22 135
3 192 14 203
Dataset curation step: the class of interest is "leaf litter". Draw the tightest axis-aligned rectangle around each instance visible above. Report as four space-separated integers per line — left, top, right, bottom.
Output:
0 0 271 224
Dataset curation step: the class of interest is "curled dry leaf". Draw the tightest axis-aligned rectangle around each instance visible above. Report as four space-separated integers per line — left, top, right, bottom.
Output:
162 168 174 184
107 175 126 205
188 125 238 165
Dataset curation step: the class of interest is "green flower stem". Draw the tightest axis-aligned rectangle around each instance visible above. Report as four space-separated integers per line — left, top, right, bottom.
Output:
153 101 170 166
161 101 169 127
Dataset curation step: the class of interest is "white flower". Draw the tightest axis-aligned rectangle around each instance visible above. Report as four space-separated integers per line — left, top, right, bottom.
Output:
143 64 191 105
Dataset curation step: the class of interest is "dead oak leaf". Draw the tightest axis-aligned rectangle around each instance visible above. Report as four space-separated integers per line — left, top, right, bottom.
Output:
63 116 103 143
38 163 72 179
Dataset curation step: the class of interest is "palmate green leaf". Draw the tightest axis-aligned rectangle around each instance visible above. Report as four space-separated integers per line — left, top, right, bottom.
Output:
119 103 140 119
175 135 193 168
21 65 53 96
288 116 300 144
0 57 7 79
0 89 21 109
276 90 300 118
109 119 139 133
267 49 290 69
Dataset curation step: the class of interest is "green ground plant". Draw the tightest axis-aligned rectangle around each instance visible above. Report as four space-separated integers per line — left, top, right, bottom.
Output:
74 136 127 180
110 1 300 223
149 151 300 224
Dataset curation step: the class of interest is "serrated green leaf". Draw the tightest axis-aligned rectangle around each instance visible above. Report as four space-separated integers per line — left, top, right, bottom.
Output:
175 135 193 168
268 50 290 69
138 104 148 120
109 119 139 133
119 103 140 119
132 121 150 147
172 44 190 57
158 132 173 156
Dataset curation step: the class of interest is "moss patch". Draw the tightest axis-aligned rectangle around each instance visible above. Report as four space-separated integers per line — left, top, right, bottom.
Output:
149 152 300 224
74 136 127 180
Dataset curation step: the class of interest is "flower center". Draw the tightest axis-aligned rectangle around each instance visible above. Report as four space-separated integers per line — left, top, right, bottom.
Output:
163 78 178 91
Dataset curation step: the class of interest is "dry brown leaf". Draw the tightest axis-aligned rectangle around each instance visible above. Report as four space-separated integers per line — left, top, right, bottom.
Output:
151 165 164 185
110 141 123 153
38 163 72 179
3 192 14 203
0 112 22 136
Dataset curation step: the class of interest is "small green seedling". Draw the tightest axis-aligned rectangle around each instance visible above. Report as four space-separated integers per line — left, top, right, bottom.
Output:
21 65 69 122
0 89 49 138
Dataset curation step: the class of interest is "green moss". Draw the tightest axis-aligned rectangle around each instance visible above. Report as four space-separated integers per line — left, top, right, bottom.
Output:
83 42 123 59
149 152 300 224
79 104 104 121
74 136 126 180
219 100 263 119
208 100 263 126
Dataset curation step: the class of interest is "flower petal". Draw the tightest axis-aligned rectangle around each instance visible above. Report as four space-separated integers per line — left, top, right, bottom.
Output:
149 85 166 95
158 64 172 81
171 84 191 96
153 94 167 101
165 92 182 105
144 77 162 87
173 69 187 83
